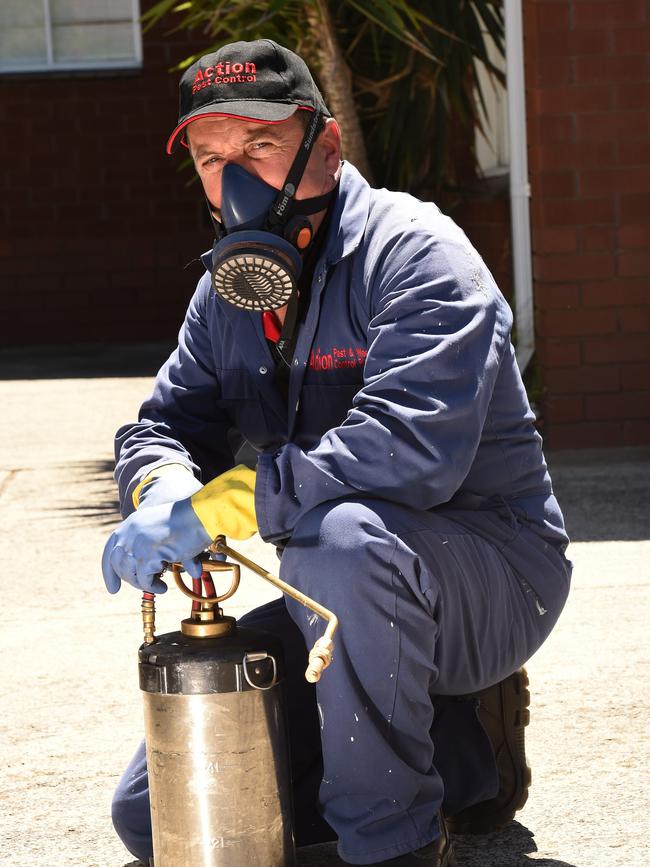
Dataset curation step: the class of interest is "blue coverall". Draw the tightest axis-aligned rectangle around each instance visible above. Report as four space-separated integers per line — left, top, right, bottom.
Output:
111 162 571 864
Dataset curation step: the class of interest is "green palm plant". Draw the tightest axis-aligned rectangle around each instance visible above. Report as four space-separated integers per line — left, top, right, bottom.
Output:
143 0 504 194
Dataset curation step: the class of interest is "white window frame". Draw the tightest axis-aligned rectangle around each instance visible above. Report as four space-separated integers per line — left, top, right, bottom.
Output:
475 30 509 178
0 0 142 74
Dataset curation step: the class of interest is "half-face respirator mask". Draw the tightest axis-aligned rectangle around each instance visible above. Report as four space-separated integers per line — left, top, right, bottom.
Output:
210 109 333 315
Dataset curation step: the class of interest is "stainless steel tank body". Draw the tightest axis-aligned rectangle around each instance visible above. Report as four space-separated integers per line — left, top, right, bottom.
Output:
140 627 296 867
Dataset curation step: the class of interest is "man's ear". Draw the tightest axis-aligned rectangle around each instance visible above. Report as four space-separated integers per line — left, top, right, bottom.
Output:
319 118 342 175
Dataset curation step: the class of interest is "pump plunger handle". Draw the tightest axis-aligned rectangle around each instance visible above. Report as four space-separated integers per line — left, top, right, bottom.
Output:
171 560 241 604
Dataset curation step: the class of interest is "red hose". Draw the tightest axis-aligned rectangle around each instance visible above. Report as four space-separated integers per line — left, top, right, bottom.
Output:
189 569 217 611
192 576 202 612
202 572 216 597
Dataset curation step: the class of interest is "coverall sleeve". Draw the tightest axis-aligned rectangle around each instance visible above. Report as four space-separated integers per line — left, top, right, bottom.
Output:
114 279 234 516
255 227 513 541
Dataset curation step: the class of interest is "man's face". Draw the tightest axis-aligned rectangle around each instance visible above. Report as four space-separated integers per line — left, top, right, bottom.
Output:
186 113 342 225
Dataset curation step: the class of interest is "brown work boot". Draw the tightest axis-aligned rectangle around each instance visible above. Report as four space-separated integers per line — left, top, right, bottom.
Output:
446 668 531 834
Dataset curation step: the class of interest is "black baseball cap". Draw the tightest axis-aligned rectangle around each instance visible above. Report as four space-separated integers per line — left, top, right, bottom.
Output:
166 39 331 154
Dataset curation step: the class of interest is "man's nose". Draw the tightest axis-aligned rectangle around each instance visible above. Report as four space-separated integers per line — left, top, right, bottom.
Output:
223 153 260 177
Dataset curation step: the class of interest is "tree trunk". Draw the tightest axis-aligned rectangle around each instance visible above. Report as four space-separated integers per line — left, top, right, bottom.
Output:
305 0 374 183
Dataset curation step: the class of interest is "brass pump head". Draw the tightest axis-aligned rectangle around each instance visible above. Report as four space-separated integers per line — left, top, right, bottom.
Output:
172 556 240 638
140 536 339 683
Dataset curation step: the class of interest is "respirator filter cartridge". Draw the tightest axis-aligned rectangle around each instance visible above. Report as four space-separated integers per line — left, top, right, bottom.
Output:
211 231 302 311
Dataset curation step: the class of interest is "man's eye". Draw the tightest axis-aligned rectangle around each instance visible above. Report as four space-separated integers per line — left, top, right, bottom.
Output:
203 156 223 168
251 142 271 152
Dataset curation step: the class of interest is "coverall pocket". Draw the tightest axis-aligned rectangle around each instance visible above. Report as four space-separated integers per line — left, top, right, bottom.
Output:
298 382 361 438
218 368 273 447
219 368 260 400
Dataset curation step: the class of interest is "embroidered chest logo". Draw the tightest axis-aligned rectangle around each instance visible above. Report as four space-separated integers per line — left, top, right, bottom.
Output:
192 61 257 93
309 346 367 371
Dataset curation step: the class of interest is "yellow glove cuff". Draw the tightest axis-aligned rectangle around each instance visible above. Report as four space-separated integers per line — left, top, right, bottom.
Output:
190 464 258 541
131 463 196 509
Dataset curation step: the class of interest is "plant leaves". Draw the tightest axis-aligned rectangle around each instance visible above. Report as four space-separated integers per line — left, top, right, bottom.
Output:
147 0 506 194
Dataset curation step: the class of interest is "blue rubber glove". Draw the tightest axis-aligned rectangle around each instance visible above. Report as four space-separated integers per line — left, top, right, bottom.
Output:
102 497 211 594
132 464 203 510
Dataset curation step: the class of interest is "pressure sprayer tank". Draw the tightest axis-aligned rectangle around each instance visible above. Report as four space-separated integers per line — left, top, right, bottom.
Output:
139 627 294 866
138 538 337 867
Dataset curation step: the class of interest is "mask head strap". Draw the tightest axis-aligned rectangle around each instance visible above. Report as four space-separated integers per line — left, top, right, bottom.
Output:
265 109 324 232
206 200 224 241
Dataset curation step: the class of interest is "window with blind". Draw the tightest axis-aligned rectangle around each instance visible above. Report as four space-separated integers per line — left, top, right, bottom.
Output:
0 0 142 73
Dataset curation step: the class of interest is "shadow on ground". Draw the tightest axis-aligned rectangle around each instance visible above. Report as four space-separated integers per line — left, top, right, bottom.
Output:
119 823 579 866
12 342 645 546
57 447 650 547
0 341 174 380
59 458 121 528
450 821 578 867
548 447 650 542
296 823 580 865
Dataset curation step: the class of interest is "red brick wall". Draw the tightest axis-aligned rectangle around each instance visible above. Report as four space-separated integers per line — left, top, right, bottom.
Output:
0 12 213 345
525 0 650 447
1 11 513 350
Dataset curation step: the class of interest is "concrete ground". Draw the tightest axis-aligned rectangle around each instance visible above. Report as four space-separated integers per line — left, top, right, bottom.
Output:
0 344 648 867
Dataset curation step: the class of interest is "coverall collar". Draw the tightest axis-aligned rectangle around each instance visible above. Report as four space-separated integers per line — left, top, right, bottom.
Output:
320 160 371 266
